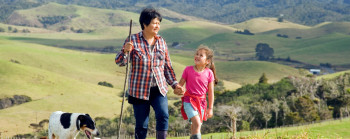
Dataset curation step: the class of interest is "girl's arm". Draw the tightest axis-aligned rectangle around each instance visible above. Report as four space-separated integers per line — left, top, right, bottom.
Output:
207 80 214 118
178 78 186 86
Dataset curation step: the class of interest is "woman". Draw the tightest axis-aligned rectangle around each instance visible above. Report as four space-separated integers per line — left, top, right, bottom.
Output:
115 8 184 139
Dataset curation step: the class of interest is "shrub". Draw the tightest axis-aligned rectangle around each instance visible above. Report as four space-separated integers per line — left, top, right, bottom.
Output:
98 81 113 88
12 28 18 33
76 28 84 33
235 29 254 35
238 120 250 131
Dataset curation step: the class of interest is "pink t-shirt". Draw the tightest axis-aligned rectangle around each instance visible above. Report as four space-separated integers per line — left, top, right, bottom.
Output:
182 66 214 104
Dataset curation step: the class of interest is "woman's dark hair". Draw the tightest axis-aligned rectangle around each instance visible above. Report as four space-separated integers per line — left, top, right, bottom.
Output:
139 8 162 30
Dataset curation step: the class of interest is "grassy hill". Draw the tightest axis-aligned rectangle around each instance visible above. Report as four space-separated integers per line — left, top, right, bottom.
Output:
0 23 54 33
1 19 239 55
0 37 128 136
160 21 238 44
318 69 350 80
0 59 124 136
6 3 350 68
262 22 350 39
181 22 350 66
6 2 172 31
231 17 310 33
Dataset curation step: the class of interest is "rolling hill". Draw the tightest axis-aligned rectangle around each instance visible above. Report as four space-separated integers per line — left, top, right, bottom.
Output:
0 37 127 136
231 17 310 33
262 22 350 39
181 22 350 66
6 2 172 31
6 3 350 69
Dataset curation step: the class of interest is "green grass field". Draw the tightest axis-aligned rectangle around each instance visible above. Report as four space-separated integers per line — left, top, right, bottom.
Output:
163 117 350 139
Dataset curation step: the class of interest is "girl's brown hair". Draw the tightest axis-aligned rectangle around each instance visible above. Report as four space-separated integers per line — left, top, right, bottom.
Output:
196 45 219 85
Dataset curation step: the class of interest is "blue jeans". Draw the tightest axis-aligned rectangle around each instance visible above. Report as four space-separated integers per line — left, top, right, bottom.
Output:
132 86 169 139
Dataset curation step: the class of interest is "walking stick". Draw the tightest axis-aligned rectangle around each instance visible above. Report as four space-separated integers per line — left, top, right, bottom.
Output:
117 19 132 139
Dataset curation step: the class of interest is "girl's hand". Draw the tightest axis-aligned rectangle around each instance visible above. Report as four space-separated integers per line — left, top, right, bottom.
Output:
207 108 213 119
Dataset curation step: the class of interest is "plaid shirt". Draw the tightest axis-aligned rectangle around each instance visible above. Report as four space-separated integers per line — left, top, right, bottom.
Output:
115 31 178 100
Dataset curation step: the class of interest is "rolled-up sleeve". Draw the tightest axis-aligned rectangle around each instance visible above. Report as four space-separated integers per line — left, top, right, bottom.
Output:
115 50 127 66
115 38 131 66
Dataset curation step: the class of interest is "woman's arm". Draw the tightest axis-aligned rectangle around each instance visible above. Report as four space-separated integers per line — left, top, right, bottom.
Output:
115 39 133 66
207 81 214 118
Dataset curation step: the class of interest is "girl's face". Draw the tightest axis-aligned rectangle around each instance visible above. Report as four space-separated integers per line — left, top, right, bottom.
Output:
143 18 160 36
194 49 209 66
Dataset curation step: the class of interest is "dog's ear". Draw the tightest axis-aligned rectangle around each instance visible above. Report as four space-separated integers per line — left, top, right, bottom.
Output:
85 114 91 118
76 115 84 130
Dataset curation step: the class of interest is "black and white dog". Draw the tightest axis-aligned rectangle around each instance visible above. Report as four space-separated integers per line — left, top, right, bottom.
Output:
48 111 100 139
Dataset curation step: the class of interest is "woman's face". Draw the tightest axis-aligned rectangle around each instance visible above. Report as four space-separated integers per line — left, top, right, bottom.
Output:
143 18 160 36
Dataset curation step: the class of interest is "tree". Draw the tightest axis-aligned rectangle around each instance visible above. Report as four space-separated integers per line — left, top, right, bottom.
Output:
271 99 280 127
219 104 242 139
255 43 274 60
288 76 321 98
280 99 291 126
259 73 268 84
261 100 272 128
295 96 320 122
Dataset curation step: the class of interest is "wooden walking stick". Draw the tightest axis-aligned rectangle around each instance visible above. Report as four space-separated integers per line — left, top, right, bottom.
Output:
117 19 132 139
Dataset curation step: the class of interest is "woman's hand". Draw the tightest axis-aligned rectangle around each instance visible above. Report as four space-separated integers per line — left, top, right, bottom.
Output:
174 85 185 96
207 108 213 119
123 42 133 53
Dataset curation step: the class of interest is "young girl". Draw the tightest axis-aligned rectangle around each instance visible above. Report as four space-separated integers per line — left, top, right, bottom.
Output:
175 45 218 139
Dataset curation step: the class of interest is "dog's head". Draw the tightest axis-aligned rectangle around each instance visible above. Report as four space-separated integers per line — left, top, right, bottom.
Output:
76 114 100 139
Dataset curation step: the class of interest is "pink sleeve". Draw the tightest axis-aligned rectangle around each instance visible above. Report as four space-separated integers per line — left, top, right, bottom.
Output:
208 69 214 83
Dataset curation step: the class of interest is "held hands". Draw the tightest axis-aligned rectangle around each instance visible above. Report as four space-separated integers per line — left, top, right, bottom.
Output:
173 84 185 96
123 42 133 54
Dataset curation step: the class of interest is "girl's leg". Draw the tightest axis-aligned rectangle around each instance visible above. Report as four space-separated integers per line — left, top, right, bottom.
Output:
191 115 202 135
190 115 201 135
183 102 202 139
